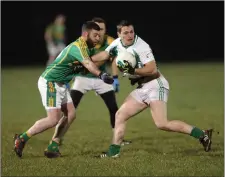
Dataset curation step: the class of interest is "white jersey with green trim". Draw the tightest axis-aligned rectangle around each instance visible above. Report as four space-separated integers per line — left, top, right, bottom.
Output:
105 35 155 69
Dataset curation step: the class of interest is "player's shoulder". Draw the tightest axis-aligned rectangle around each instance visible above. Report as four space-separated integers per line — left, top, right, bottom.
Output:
108 37 121 46
135 35 151 51
105 35 115 45
72 37 87 48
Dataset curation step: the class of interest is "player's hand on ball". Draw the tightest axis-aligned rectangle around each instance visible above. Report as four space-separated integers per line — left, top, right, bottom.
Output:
118 60 135 75
99 72 114 84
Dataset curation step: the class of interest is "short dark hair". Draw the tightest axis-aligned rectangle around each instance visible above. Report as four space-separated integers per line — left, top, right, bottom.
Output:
91 17 106 25
82 21 100 32
117 20 133 33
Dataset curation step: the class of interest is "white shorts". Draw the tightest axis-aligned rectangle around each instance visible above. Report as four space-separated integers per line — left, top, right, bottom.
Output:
38 77 72 110
70 76 114 94
47 43 66 57
130 75 169 105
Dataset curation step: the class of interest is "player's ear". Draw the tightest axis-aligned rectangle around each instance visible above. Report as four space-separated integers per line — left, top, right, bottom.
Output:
82 31 88 37
117 32 121 38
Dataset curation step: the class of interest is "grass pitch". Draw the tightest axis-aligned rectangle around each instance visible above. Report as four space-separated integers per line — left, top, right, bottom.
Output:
2 62 224 176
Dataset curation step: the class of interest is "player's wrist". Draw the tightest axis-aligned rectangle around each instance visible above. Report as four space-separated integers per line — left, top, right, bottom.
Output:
98 71 103 78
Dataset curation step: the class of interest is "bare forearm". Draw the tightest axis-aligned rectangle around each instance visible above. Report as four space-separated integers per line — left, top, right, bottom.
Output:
91 51 110 62
93 60 105 67
112 59 118 76
82 60 101 77
134 67 157 76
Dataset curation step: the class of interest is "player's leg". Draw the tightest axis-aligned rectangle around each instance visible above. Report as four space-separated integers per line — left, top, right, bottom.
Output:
100 92 148 158
14 77 63 158
51 76 90 145
148 77 212 152
45 103 76 158
97 81 132 145
46 42 57 66
51 91 76 143
70 76 91 108
150 100 212 152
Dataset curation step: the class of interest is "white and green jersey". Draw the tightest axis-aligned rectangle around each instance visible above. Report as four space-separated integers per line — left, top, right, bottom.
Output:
105 35 155 69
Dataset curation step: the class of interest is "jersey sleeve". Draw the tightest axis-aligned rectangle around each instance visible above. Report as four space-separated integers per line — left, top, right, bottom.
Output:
137 44 155 65
106 36 115 45
69 42 90 62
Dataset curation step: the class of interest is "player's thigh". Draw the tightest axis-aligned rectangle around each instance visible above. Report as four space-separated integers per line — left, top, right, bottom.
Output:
149 100 168 125
130 76 169 122
94 78 114 94
38 77 63 119
116 94 147 121
146 76 169 123
70 76 93 93
38 77 67 110
133 76 169 105
61 89 75 118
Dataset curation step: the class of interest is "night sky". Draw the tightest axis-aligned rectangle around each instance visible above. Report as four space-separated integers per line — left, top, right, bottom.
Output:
2 1 224 66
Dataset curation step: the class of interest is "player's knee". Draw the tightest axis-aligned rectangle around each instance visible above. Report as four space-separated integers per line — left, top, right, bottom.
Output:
115 110 127 124
67 110 76 124
46 110 62 127
70 90 83 109
154 121 168 130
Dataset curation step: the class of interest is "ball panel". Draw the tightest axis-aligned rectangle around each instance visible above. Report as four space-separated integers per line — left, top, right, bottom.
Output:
116 51 137 68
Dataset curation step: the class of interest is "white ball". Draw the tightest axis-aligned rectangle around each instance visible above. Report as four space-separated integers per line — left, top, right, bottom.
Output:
116 51 137 69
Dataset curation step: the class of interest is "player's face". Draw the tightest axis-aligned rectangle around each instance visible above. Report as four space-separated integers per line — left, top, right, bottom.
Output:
86 29 100 48
118 25 135 46
94 22 106 43
55 16 66 25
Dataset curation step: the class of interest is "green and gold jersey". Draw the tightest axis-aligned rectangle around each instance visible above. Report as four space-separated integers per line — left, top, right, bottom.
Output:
46 23 66 44
41 37 94 83
76 35 114 78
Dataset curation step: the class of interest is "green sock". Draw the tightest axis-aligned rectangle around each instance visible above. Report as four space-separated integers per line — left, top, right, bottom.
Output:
19 132 31 142
190 127 204 139
47 141 59 152
107 144 121 156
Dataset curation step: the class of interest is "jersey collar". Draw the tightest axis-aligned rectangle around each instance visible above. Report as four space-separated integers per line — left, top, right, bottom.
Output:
120 35 138 48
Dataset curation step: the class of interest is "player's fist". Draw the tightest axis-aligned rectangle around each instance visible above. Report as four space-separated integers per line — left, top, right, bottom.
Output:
118 60 135 75
73 63 84 73
99 72 114 84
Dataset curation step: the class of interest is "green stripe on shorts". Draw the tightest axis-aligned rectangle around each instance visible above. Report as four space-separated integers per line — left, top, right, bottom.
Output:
46 81 57 107
157 78 164 101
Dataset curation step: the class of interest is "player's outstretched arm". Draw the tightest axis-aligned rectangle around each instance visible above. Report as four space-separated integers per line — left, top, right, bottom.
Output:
91 51 110 62
44 26 53 43
80 58 101 76
111 58 119 76
80 58 114 84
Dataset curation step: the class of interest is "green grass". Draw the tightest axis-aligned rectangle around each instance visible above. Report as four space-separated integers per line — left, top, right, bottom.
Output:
2 63 224 176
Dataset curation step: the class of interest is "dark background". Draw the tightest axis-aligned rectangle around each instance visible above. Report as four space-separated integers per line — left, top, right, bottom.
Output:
2 1 224 66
